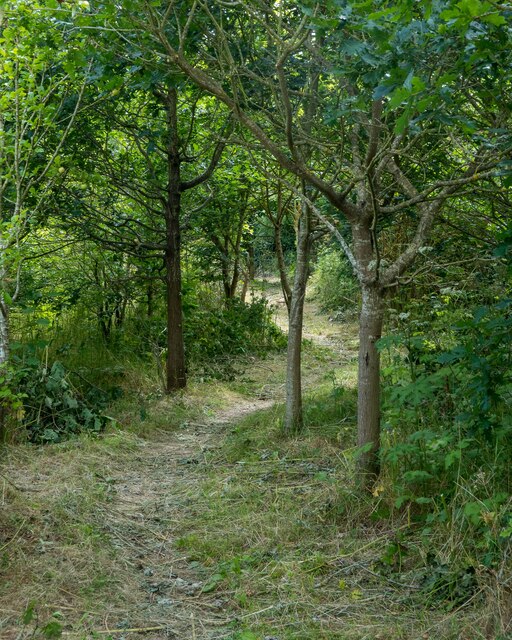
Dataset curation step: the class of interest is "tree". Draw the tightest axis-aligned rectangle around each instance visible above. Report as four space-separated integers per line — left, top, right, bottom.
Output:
192 150 256 302
129 0 512 481
58 79 233 391
0 0 87 371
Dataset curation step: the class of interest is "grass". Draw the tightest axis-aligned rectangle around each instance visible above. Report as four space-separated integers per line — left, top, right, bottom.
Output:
1 287 505 639
169 395 494 640
0 432 140 637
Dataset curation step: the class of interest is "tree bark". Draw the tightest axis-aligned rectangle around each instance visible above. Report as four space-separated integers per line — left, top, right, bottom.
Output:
0 305 10 367
356 283 384 483
275 221 292 315
240 244 255 303
165 88 186 392
283 203 310 434
0 303 9 441
165 204 186 390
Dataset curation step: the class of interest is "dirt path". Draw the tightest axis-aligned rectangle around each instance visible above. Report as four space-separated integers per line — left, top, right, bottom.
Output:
0 282 357 639
101 398 277 640
89 283 346 639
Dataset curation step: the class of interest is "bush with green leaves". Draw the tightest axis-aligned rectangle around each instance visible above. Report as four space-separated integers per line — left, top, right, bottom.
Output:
310 246 359 315
12 356 111 444
185 297 286 378
123 294 285 381
379 297 512 571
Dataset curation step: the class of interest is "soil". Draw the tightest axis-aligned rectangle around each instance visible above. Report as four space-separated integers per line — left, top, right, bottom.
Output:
100 399 277 640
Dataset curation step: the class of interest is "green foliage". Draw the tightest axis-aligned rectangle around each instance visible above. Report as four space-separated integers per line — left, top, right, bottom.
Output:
12 356 111 443
0 364 24 423
184 298 286 379
310 247 359 315
20 603 64 639
379 297 512 575
419 557 477 609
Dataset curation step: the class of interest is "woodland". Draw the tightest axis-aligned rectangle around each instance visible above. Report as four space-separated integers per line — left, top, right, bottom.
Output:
0 0 511 638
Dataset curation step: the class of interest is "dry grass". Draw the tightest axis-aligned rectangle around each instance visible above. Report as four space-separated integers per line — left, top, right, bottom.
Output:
0 433 143 637
169 395 493 640
0 287 504 639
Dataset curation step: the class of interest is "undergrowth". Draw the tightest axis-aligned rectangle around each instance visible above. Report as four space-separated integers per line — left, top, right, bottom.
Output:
1 292 509 639
2 295 285 444
310 245 359 317
170 383 497 639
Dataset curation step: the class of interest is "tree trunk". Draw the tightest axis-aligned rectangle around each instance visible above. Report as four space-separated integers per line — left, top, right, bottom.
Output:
356 283 384 483
165 88 186 392
221 237 232 300
275 222 292 315
240 245 255 303
229 250 240 298
0 305 10 367
165 200 186 391
0 304 9 441
283 204 310 434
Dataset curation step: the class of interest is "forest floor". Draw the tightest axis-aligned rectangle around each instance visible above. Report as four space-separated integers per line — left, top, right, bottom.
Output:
0 281 488 640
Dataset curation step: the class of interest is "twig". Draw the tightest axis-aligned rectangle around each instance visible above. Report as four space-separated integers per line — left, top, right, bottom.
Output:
0 518 27 553
0 471 27 492
64 625 169 636
237 603 277 619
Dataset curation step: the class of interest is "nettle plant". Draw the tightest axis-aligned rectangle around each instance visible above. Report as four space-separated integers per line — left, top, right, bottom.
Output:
378 294 512 561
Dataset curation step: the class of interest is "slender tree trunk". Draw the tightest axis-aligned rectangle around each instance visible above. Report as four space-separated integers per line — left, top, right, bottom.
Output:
240 245 255 303
165 199 186 391
283 203 310 434
229 202 246 299
222 254 231 300
0 303 9 440
229 253 240 298
115 295 127 328
147 282 154 318
165 88 186 392
356 283 384 483
0 305 9 366
275 222 292 315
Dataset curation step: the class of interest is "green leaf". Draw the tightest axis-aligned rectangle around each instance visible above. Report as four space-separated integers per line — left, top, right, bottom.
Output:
444 449 461 469
201 573 224 593
403 69 414 90
22 601 36 625
2 291 13 305
42 620 63 639
388 87 409 109
403 469 433 483
459 0 483 17
395 110 410 134
464 501 483 525
482 12 506 26
373 83 394 99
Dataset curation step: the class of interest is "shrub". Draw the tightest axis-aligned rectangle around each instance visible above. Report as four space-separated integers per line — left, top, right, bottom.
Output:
12 356 111 443
184 297 286 378
379 298 512 569
310 246 359 314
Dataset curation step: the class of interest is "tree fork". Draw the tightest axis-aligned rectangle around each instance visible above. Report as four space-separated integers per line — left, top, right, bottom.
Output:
283 203 311 434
